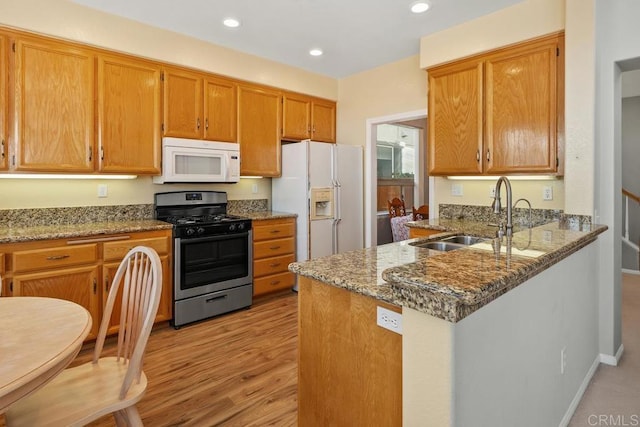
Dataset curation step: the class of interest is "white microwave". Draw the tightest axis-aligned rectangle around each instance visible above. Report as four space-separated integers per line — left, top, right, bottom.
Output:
153 137 240 184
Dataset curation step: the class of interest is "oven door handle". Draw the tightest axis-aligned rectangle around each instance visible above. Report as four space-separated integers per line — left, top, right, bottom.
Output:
176 231 250 244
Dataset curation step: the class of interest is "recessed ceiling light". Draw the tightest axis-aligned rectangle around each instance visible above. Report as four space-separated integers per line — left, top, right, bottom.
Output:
223 18 240 28
309 49 323 57
410 1 430 13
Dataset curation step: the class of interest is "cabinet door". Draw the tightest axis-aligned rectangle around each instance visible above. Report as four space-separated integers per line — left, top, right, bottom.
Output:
97 54 161 174
204 76 237 142
12 265 100 339
0 34 7 170
427 60 483 175
163 68 202 139
103 255 171 335
484 37 560 174
238 84 281 176
311 99 336 143
14 37 94 172
282 92 311 141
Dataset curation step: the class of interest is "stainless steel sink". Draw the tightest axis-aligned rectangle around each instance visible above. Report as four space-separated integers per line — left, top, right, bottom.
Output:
410 241 465 251
439 235 486 245
410 235 488 251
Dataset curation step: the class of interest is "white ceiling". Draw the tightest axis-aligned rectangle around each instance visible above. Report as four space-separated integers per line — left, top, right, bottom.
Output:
71 0 523 78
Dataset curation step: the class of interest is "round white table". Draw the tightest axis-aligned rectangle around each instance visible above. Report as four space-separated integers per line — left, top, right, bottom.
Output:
0 297 92 413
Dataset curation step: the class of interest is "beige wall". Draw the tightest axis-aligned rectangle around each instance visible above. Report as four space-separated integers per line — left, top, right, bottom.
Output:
0 0 342 209
337 55 427 146
420 0 590 214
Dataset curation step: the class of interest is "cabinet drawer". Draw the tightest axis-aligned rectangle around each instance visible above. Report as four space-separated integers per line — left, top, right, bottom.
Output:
253 271 295 296
253 220 295 241
253 237 295 259
13 244 98 273
254 254 295 278
103 236 170 261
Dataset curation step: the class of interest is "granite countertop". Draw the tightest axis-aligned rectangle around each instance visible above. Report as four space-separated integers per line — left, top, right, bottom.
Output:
233 211 297 221
290 219 608 323
0 220 173 244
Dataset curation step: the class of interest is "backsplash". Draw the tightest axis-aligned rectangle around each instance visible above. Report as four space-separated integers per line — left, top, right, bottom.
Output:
439 203 593 229
0 198 270 228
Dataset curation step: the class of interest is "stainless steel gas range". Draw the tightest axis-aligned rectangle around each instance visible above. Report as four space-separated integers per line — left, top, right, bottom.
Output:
154 191 252 328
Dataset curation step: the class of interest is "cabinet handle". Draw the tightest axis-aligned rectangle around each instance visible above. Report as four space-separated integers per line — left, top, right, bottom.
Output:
1 139 4 159
486 149 490 162
269 263 281 268
197 118 201 130
205 118 209 130
46 254 70 261
269 246 281 250
476 150 480 162
270 280 281 286
88 146 92 162
100 146 104 161
104 276 110 292
270 230 281 234
93 278 97 294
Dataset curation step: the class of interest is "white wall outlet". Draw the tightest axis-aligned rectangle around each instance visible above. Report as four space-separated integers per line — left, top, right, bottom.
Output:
377 307 402 334
560 347 567 374
543 186 553 201
543 230 553 243
489 186 496 198
252 183 258 194
97 184 108 198
451 183 463 197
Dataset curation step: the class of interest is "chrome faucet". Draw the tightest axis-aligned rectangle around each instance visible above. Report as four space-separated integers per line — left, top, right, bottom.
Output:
491 176 513 237
513 198 533 228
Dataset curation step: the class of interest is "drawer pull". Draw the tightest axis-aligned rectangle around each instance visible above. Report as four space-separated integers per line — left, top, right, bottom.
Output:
206 295 227 303
270 280 281 286
269 263 281 267
46 255 70 261
270 230 281 234
269 246 281 250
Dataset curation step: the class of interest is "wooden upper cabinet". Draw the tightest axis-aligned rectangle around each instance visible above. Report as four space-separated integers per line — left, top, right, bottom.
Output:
484 36 560 174
163 67 237 142
238 84 281 176
428 60 483 175
13 36 95 172
0 34 7 171
163 68 202 139
97 54 161 174
427 32 564 176
204 76 237 142
282 92 336 143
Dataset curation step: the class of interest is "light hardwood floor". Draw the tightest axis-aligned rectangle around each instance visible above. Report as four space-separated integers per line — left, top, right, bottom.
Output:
2 292 298 427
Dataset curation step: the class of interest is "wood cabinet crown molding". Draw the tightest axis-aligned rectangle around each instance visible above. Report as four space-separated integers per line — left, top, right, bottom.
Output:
427 31 565 177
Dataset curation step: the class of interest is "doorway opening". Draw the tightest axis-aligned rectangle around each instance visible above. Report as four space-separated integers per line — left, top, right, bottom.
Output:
364 109 431 247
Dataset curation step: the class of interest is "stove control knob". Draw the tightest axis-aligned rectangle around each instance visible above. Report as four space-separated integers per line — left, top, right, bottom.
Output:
229 223 236 232
186 228 195 236
237 222 245 231
197 227 205 234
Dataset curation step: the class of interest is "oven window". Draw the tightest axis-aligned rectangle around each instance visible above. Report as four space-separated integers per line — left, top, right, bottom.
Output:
180 233 249 290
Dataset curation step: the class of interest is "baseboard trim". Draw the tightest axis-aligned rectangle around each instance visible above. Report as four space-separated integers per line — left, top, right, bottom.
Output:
622 268 640 275
599 344 625 366
559 355 601 427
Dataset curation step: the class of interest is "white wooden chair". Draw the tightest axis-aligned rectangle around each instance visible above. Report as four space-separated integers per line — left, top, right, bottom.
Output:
5 246 163 427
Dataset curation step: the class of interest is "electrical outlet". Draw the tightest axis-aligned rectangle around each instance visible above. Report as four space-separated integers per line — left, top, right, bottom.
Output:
377 307 402 334
543 186 553 201
489 186 496 198
561 347 567 374
252 183 258 194
451 183 463 197
97 184 108 198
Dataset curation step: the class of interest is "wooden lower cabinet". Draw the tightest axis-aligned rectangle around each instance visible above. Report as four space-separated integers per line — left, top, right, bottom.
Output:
252 217 296 297
298 277 402 426
0 229 173 341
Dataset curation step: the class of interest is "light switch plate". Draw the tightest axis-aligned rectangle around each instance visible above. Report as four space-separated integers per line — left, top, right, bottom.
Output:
97 184 108 198
451 183 463 197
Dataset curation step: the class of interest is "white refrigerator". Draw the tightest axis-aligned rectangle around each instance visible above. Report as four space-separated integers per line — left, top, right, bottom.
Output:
272 140 364 266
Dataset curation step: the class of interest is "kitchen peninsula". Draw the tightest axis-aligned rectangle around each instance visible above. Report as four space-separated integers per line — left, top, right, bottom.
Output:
290 218 607 426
